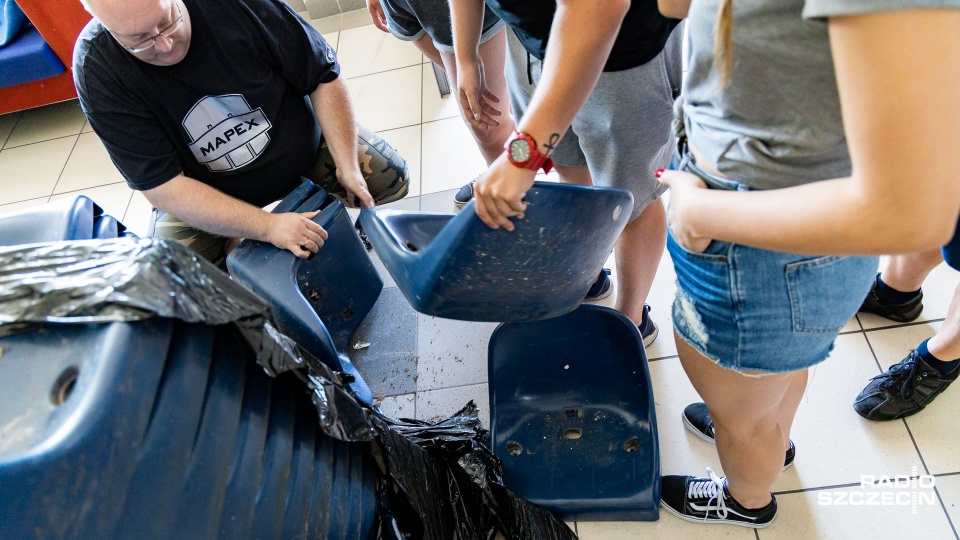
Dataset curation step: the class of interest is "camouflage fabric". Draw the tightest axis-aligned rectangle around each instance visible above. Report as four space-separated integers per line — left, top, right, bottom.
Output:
306 123 410 204
152 124 410 262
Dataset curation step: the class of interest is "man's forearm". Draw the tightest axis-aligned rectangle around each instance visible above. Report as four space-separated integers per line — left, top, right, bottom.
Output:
310 77 361 177
515 0 629 155
144 173 273 241
450 0 486 66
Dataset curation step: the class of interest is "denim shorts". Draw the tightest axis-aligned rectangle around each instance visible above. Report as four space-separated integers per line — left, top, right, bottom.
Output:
380 0 504 55
668 145 879 373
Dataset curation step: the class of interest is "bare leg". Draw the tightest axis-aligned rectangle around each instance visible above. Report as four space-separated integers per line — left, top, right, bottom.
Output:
615 199 666 325
775 369 808 451
880 249 944 292
928 283 960 360
676 333 797 509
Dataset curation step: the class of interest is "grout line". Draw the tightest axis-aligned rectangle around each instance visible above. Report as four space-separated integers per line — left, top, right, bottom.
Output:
862 318 946 333
862 329 886 374
937 482 960 540
772 481 863 496
648 354 678 362
48 135 83 199
418 380 486 394
937 472 960 478
2 132 82 151
754 528 760 540
345 62 423 81
855 313 865 331
0 111 23 150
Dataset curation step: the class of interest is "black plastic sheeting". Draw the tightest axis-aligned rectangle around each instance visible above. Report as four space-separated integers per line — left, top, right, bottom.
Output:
0 238 577 540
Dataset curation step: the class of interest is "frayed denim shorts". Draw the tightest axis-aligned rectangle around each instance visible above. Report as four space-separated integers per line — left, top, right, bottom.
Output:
667 145 878 374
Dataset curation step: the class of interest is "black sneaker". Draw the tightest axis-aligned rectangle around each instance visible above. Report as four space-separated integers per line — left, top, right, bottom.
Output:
638 304 659 348
584 268 613 301
453 179 477 210
661 469 777 528
682 402 796 469
854 350 959 421
858 273 923 323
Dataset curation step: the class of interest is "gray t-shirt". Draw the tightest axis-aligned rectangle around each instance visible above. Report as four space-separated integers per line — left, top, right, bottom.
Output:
678 0 960 190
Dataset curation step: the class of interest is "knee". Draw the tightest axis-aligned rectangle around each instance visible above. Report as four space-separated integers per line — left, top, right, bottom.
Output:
712 411 780 443
470 122 512 148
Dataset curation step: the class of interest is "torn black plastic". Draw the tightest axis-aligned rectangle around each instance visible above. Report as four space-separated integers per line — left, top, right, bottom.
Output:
0 238 576 539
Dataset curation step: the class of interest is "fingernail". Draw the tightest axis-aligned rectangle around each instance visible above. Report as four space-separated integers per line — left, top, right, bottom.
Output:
655 168 665 178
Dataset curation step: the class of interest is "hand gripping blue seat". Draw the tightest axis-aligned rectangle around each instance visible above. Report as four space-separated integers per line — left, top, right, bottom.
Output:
358 182 633 321
0 195 128 245
227 180 383 405
488 304 660 521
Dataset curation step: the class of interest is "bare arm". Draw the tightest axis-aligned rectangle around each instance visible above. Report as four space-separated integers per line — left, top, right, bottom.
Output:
471 0 631 229
663 9 960 255
144 173 328 258
309 77 374 208
658 0 691 19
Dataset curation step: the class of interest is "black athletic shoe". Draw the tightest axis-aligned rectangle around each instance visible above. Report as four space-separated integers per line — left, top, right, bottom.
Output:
584 268 613 301
854 350 960 421
858 273 923 323
453 179 476 210
682 402 796 469
661 469 777 528
638 304 659 348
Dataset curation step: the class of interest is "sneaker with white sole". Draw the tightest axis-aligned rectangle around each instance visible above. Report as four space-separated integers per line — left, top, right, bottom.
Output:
638 304 659 348
682 402 796 469
661 469 777 528
584 268 613 301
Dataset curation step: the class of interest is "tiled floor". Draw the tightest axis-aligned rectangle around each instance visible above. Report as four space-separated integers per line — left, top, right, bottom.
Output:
3 9 959 539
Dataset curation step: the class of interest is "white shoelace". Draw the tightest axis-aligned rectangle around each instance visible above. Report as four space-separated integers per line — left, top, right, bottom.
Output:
686 467 729 521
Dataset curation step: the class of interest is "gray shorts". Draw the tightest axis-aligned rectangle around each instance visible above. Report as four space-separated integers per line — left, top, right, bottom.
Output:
504 24 683 220
379 0 505 55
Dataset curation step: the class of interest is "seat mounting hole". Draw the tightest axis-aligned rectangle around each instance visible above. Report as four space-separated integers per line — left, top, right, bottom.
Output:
563 428 583 440
51 366 79 406
624 437 640 453
506 441 523 456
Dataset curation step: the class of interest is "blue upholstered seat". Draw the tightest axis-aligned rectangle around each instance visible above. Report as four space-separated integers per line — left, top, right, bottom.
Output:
0 24 64 89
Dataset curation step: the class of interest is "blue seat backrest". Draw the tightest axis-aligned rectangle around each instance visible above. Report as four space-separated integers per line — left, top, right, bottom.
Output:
0 195 103 245
488 304 660 521
359 182 633 322
0 24 65 89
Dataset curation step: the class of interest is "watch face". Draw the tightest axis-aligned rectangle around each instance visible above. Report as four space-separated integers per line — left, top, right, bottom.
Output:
509 138 531 162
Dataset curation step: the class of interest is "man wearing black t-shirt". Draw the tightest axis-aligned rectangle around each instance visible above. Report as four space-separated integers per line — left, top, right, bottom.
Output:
73 0 409 264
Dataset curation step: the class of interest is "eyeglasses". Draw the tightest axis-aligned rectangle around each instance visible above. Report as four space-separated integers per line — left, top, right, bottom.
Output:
120 2 184 54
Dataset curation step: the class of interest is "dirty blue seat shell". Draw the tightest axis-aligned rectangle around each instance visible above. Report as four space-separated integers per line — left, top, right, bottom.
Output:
0 195 128 245
227 180 383 405
488 304 660 521
0 320 378 539
358 182 633 322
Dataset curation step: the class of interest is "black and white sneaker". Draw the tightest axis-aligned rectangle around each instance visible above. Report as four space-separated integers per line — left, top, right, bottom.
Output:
682 402 796 469
661 469 777 528
638 304 659 348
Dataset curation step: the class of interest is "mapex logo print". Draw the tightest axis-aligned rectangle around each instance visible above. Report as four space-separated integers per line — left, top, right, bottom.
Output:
817 467 937 514
183 94 272 172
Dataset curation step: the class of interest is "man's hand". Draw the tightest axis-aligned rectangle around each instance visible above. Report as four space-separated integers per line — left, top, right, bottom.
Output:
456 58 503 131
473 153 535 231
365 0 389 32
658 169 712 253
265 210 330 259
337 168 375 208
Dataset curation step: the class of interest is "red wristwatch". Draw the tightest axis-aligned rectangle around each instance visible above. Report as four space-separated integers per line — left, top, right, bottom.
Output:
504 131 554 173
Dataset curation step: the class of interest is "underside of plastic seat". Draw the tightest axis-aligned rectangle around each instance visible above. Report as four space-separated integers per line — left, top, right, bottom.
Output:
0 196 102 245
488 304 660 521
359 182 633 322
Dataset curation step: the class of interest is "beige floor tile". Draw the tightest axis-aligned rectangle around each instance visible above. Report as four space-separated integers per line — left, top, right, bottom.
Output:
758 485 954 539
308 13 340 34
421 63 462 124
378 124 421 198
55 132 126 193
416 315 497 391
50 183 134 224
649 357 726 478
0 196 49 215
339 9 374 31
866 322 960 475
416 382 490 428
421 117 487 194
934 473 960 529
859 261 960 330
81 120 94 134
122 191 155 238
775 333 924 492
577 519 755 539
0 137 76 203
0 111 21 147
375 392 416 419
346 65 422 132
337 24 422 79
4 100 87 149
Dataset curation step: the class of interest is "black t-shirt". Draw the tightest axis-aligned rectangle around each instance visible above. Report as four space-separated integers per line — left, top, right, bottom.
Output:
73 0 339 207
485 0 679 72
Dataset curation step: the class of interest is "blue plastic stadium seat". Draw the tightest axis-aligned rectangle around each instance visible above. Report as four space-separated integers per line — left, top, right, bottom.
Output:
0 195 134 245
227 180 383 405
0 24 65 89
0 320 378 539
488 304 660 521
358 182 633 322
